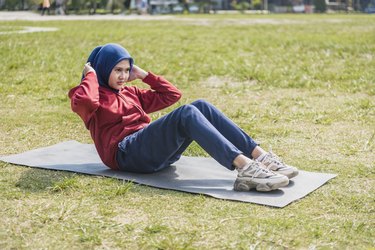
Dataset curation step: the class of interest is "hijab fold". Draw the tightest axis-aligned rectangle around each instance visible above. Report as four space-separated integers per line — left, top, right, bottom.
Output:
84 43 134 91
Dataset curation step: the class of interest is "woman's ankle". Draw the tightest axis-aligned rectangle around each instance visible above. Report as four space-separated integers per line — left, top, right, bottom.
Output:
233 154 252 170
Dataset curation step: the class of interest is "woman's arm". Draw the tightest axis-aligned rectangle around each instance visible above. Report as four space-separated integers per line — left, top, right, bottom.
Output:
68 63 100 125
128 65 182 114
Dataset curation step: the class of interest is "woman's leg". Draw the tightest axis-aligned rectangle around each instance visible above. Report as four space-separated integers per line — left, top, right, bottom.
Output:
190 99 259 158
116 104 243 173
190 100 298 179
116 101 290 191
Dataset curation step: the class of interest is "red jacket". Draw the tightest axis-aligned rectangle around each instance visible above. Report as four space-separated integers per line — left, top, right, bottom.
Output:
68 71 182 170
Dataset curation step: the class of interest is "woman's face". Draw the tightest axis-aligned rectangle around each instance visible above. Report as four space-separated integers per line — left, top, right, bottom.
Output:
108 60 130 90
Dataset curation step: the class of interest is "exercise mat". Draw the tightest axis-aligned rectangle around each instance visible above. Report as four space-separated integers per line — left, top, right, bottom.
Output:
0 140 336 207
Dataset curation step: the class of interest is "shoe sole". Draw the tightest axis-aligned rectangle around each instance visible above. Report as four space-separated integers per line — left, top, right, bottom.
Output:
284 170 299 179
275 169 299 179
288 170 299 179
234 177 289 192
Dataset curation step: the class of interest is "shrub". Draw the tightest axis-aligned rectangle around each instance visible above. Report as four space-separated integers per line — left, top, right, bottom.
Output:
314 0 327 12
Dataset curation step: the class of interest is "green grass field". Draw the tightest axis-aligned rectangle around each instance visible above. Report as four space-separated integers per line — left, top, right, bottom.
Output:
0 14 374 249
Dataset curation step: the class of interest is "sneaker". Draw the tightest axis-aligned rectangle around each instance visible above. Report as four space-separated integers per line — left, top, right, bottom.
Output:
234 161 289 192
259 151 299 179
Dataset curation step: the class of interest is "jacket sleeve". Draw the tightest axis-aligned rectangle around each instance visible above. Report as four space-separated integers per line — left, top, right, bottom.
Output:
68 72 100 126
136 72 182 114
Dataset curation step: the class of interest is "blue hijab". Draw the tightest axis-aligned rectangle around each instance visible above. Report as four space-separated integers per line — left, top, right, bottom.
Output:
85 43 134 91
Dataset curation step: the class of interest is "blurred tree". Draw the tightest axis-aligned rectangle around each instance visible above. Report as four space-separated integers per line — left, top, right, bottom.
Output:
231 0 250 12
314 0 326 12
252 0 262 9
1 0 37 10
107 0 121 13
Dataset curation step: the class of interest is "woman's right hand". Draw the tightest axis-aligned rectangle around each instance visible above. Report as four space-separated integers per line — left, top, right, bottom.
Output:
83 62 95 76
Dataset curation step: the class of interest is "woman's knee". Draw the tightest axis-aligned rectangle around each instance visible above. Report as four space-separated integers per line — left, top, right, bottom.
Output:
177 104 202 122
191 99 211 108
177 100 213 118
180 104 199 114
190 99 219 116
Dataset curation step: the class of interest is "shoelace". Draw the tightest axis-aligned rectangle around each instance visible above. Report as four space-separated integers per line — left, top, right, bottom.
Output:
263 150 285 169
245 161 273 179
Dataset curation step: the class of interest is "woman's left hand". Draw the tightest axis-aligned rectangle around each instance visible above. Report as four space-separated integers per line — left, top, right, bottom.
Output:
127 65 148 82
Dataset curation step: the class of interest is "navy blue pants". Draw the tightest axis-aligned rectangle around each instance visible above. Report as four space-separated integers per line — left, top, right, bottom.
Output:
116 99 258 173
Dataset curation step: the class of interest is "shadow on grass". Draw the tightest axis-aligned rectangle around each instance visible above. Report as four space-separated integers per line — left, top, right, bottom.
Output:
15 167 76 192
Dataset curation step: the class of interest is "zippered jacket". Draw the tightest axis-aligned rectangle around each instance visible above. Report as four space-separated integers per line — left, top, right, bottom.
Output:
68 71 182 169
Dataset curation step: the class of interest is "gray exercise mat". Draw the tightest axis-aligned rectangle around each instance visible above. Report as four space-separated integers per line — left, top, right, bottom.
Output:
0 140 336 208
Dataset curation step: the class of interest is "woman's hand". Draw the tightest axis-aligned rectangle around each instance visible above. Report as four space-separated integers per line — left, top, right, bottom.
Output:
127 65 148 82
83 62 95 76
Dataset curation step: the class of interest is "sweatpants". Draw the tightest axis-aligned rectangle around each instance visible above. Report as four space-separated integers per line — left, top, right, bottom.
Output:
116 99 258 173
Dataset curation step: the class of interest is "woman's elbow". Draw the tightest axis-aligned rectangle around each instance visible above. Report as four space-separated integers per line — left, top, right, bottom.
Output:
174 89 182 102
71 95 99 113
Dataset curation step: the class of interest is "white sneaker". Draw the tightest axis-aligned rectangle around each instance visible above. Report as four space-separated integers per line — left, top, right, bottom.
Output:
259 151 299 179
234 161 289 192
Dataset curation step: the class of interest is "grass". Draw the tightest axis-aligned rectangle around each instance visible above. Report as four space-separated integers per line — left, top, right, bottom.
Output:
0 14 374 249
